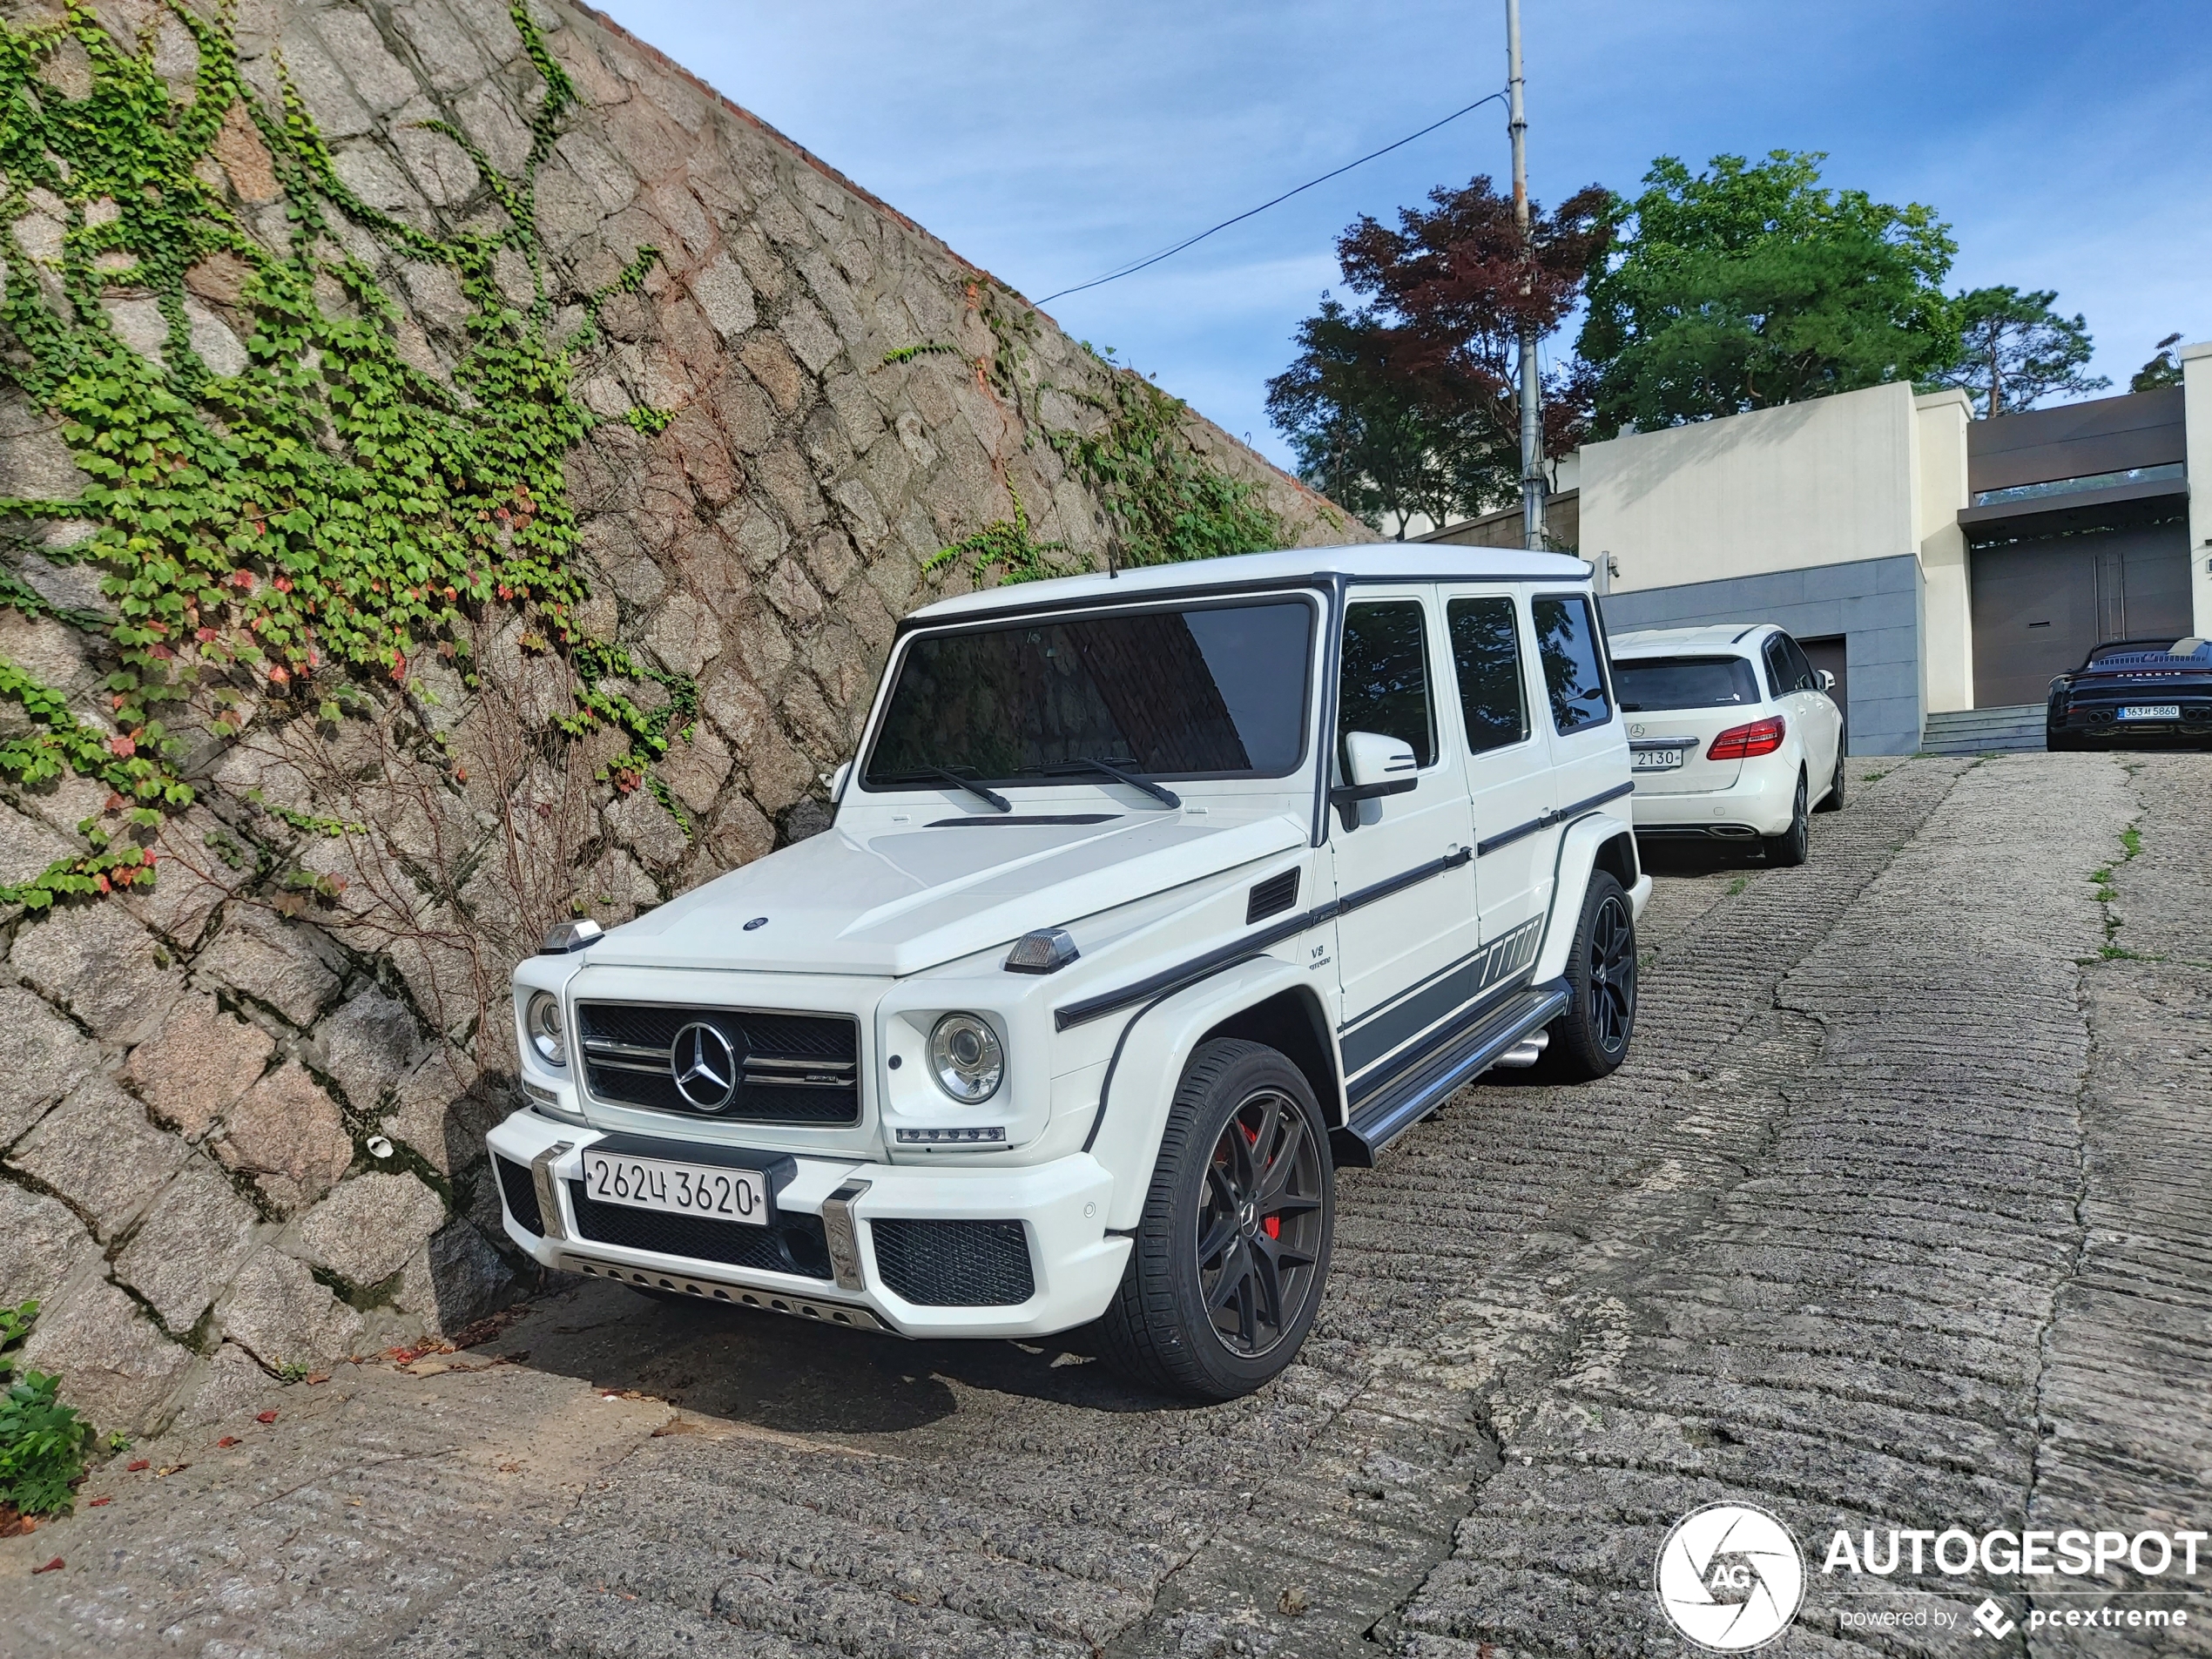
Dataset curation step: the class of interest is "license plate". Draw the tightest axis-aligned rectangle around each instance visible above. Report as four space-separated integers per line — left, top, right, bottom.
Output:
2119 705 2182 720
1633 748 1685 771
581 1150 769 1224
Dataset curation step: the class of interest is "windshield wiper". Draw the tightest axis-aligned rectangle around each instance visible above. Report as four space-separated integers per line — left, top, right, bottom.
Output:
1043 756 1181 809
890 766 1011 813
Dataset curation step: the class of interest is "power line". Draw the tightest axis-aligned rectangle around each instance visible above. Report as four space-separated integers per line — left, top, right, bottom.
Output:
1035 90 1510 307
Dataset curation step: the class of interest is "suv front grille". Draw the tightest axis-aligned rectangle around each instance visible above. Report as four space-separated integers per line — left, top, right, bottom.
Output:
567 1181 833 1279
577 1002 860 1124
869 1218 1035 1306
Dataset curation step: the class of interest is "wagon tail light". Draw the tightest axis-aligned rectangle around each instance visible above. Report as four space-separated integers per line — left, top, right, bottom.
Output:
1708 715 1786 760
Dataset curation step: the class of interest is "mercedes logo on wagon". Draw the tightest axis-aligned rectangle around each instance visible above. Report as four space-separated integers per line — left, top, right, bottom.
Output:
670 1022 741 1111
1656 1503 1806 1651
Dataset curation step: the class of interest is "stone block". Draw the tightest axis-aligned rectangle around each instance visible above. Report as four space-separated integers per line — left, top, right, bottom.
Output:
119 807 252 947
295 1170 450 1291
738 334 806 415
660 722 733 815
125 992 274 1139
113 1156 262 1332
310 8 415 111
8 1076 189 1243
691 250 757 342
315 986 428 1114
0 389 90 500
216 1246 365 1372
453 79 532 177
211 98 279 203
378 1051 489 1177
191 907 343 1027
10 900 183 1045
17 1276 194 1435
699 792 776 873
395 1219 517 1337
215 1060 354 1215
0 984 98 1147
0 1179 99 1311
643 589 721 678
607 786 689 873
805 527 859 597
391 0 493 91
169 1340 278 1431
763 557 826 628
781 295 843 376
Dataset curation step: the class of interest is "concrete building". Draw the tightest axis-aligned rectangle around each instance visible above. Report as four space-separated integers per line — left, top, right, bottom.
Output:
1423 343 2210 754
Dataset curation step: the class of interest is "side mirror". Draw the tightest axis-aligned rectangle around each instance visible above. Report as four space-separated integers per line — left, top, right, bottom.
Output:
826 760 852 800
1329 731 1418 828
1817 670 1837 693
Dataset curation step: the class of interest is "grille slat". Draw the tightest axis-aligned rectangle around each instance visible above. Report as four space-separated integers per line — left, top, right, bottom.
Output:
567 1180 833 1279
577 1002 860 1124
870 1218 1035 1306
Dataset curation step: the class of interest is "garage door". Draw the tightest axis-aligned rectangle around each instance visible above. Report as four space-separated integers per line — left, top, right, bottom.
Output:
1969 524 2192 708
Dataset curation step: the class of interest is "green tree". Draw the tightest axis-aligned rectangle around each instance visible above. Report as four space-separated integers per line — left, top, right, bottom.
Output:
1578 152 1958 436
2132 332 2185 393
1923 286 2108 416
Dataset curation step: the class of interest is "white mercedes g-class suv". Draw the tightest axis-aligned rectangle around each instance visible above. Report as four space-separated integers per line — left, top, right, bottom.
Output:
490 546 1649 1399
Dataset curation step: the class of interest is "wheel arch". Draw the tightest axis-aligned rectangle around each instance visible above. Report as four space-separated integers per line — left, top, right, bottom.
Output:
1198 986 1343 1130
1533 809 1636 983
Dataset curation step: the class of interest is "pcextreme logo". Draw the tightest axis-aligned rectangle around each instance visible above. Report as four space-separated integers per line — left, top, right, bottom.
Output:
1656 1503 1807 1651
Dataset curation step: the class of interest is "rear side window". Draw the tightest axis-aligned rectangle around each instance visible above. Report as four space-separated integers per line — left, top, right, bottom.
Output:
1339 600 1436 767
1447 597 1529 753
1532 594 1613 733
1614 655 1763 711
1779 634 1817 691
1762 636 1792 698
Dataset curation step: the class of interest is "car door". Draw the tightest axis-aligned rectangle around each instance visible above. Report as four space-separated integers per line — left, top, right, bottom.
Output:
1531 590 1625 825
1777 631 1842 779
1328 590 1479 1074
1440 587 1553 971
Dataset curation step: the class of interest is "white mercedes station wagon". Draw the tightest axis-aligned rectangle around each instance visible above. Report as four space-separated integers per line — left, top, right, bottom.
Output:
1611 624 1847 865
491 546 1650 1399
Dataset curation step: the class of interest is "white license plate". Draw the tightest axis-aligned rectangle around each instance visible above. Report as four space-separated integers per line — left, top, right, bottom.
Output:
1633 748 1685 771
582 1150 769 1225
2119 705 2182 720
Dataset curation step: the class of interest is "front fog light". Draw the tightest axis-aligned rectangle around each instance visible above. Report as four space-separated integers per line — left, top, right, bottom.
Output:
929 1013 1003 1103
526 991 566 1067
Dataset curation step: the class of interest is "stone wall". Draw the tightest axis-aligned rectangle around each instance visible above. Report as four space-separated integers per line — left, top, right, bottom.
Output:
0 0 1366 1435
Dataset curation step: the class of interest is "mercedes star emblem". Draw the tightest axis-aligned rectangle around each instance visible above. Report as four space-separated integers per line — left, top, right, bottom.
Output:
670 1022 740 1111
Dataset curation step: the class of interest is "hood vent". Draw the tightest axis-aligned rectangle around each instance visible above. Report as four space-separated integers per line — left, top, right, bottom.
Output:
1246 868 1300 925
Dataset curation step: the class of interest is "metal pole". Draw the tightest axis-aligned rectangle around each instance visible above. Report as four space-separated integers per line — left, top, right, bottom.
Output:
1507 0 1544 551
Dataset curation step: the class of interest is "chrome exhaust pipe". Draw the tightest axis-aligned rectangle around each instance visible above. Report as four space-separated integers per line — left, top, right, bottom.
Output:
1492 1029 1550 1069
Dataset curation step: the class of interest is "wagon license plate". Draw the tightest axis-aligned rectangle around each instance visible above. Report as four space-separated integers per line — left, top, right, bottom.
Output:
1632 748 1685 771
2119 705 2182 721
581 1150 769 1224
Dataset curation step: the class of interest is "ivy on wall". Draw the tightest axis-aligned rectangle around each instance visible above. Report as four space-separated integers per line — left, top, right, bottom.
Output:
0 0 688 909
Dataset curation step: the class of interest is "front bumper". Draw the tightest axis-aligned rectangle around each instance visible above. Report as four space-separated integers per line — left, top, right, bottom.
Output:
1629 757 1798 837
486 1107 1130 1339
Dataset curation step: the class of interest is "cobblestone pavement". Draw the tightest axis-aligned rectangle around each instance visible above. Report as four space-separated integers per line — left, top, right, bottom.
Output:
6 754 2209 1659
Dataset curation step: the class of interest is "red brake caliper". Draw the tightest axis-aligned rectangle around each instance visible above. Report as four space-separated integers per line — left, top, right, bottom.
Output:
1238 1120 1282 1238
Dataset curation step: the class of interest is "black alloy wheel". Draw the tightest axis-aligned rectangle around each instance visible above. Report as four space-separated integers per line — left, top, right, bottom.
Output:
1096 1039 1336 1400
1763 770 1811 867
1195 1084 1327 1359
1528 870 1637 1082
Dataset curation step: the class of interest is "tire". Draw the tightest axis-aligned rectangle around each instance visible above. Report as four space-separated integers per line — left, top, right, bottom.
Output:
1094 1040 1334 1402
2047 727 2082 752
1814 747 1846 813
1530 871 1637 1082
1762 769 1810 867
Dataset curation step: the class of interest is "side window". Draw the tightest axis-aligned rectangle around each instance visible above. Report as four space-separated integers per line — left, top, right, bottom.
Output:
1780 634 1817 691
1531 594 1614 733
1762 637 1791 698
1447 597 1529 754
1338 600 1437 767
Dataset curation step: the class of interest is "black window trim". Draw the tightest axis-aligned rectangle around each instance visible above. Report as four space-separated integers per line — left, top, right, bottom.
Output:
1531 589 1617 736
853 588 1327 794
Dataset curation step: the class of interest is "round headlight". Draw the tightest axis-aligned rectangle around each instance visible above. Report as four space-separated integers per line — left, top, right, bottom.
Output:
526 991 566 1067
928 1013 1003 1103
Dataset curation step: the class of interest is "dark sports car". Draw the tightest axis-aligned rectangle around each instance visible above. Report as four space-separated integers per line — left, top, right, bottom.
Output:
2047 637 2212 750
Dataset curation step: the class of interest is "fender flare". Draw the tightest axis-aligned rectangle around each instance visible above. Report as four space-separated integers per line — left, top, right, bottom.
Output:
1080 954 1332 1231
1532 809 1639 983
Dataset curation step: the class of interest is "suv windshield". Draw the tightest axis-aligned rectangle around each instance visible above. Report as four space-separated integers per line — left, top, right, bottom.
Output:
1614 655 1762 711
864 597 1315 788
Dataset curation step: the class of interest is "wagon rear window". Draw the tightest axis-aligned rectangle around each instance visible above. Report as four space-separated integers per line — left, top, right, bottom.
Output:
865 598 1315 787
1613 656 1763 711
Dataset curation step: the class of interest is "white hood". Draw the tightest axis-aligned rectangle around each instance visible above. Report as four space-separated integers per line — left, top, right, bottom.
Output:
590 811 1307 978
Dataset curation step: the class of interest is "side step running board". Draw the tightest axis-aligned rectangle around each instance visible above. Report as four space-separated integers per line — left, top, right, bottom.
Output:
1332 980 1571 1167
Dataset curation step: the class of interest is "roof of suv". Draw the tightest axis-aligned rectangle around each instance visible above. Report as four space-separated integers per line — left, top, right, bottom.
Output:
905 543 1592 625
1610 624 1770 657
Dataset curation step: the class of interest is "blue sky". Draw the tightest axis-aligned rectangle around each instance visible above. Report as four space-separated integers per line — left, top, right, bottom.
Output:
597 1 2212 472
